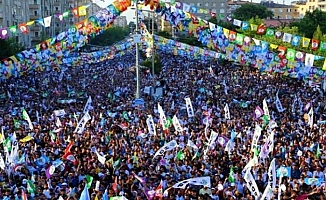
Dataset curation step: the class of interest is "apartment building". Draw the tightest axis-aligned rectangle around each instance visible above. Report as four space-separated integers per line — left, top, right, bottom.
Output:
29 0 102 46
292 0 326 18
179 0 228 20
0 0 30 47
114 16 128 27
261 1 300 19
0 0 102 47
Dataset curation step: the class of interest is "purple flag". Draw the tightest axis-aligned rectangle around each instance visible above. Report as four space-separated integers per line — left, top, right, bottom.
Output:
132 172 146 184
254 106 264 119
0 28 8 39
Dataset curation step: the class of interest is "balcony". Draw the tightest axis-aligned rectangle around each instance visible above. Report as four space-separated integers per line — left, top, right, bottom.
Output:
30 26 41 31
29 4 40 9
30 15 41 20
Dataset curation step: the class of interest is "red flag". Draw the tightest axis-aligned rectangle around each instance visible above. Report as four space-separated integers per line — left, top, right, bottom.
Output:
155 180 163 198
210 12 216 17
278 46 287 58
311 39 319 50
256 24 266 35
65 141 74 154
22 189 27 200
112 176 118 193
18 24 28 34
229 31 236 42
71 8 78 17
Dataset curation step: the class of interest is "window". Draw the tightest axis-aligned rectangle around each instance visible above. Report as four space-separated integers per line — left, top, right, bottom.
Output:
55 7 59 11
197 3 202 7
56 23 60 27
220 9 225 13
287 8 291 12
271 9 275 12
35 31 39 37
279 8 283 12
212 2 216 6
34 0 37 4
205 2 209 6
211 8 217 13
221 2 225 6
190 3 194 6
34 10 38 16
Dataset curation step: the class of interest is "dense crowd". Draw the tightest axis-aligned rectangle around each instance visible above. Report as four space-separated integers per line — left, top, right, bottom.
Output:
0 48 326 200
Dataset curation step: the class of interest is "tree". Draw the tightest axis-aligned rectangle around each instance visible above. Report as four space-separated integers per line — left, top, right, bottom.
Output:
0 38 25 60
233 3 274 21
89 26 129 46
290 9 326 38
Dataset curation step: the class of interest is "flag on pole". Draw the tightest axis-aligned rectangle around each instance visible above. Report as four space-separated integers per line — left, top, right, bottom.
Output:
228 167 235 183
316 143 321 159
79 184 90 200
112 176 118 194
103 188 109 200
308 107 314 129
155 180 163 198
176 150 185 160
224 103 230 120
26 180 36 193
85 175 93 189
22 108 33 130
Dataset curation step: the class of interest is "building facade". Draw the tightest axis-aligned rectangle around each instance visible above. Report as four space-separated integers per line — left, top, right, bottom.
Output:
0 0 102 47
0 0 30 47
114 16 127 27
261 1 300 19
180 0 228 20
292 0 326 18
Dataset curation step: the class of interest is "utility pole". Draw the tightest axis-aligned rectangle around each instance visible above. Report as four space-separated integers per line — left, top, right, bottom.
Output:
135 0 141 99
151 12 155 80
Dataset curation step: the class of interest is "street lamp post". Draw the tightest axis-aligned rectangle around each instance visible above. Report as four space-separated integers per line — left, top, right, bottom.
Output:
135 0 141 99
151 12 155 80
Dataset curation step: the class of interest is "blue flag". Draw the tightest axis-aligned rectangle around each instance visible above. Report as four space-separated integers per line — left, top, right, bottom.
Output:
79 184 90 200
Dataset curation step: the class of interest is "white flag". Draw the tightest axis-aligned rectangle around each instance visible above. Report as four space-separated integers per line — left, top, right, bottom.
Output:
0 153 5 170
153 140 178 158
282 33 292 43
261 185 273 200
185 98 195 117
187 140 198 151
172 115 183 133
83 96 93 113
224 104 230 120
275 91 285 113
182 3 191 12
267 159 276 191
56 118 62 128
53 109 66 117
44 16 52 28
308 107 314 129
263 99 270 119
233 19 242 27
22 108 33 130
95 150 106 165
305 53 314 67
244 170 261 199
74 112 91 134
146 115 156 136
172 177 211 189
251 125 262 152
158 103 167 130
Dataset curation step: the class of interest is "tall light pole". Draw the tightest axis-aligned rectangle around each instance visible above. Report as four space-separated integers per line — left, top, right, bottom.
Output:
135 0 141 99
151 12 155 80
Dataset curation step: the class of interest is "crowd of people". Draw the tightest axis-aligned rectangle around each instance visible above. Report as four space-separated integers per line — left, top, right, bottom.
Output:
0 47 326 200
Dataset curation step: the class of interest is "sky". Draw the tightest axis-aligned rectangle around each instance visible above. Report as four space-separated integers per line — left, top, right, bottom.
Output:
94 0 294 23
95 0 137 23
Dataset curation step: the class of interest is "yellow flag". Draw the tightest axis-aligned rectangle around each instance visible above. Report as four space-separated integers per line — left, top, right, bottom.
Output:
250 24 258 31
223 28 229 38
26 21 35 26
270 44 278 49
95 195 99 200
302 37 311 48
323 59 326 70
78 6 87 16
20 135 33 143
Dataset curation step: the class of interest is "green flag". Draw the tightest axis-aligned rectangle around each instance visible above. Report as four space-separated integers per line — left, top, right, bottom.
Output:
110 197 124 200
122 111 130 122
240 102 248 108
235 33 244 45
113 158 121 169
176 150 185 160
13 119 21 129
261 115 270 128
266 28 274 37
320 41 326 52
27 180 36 193
228 167 235 183
316 143 321 159
164 117 173 129
3 137 11 152
49 131 56 142
85 175 93 189
286 48 296 61
192 151 200 160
